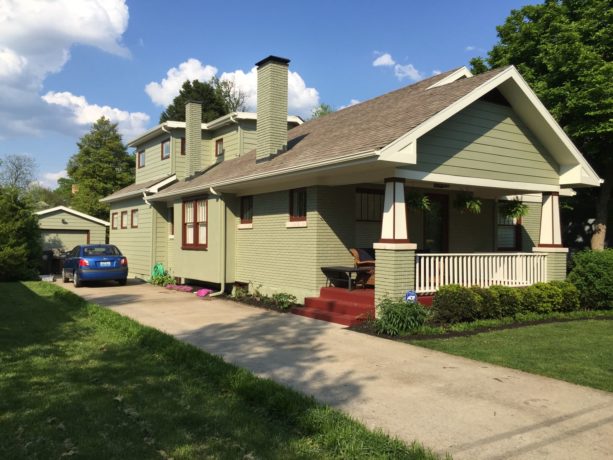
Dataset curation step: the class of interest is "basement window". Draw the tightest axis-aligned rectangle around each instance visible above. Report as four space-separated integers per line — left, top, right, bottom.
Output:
182 197 207 250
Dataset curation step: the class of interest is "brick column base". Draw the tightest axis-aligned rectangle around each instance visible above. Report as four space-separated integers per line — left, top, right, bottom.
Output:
373 242 416 316
532 247 569 281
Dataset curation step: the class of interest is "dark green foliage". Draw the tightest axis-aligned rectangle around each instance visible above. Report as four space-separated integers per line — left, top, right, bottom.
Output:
548 280 580 312
375 298 430 336
471 286 502 319
521 282 564 314
488 285 523 317
431 285 480 323
0 188 41 281
567 249 613 308
159 80 229 123
67 117 134 220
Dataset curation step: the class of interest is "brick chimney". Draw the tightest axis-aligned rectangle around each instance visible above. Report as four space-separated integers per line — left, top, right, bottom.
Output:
185 100 202 177
256 55 289 161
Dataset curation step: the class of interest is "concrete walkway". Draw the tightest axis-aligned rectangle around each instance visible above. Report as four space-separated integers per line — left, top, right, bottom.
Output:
60 280 613 459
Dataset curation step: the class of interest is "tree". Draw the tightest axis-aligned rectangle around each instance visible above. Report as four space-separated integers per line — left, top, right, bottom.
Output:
160 79 232 123
66 117 134 220
0 186 41 281
474 0 612 250
27 184 69 211
212 77 246 112
0 154 36 190
310 103 334 120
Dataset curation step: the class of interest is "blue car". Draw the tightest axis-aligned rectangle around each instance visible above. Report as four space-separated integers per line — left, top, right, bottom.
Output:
62 244 128 287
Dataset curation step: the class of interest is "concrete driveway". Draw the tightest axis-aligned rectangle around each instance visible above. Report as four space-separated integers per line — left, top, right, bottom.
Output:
58 279 613 459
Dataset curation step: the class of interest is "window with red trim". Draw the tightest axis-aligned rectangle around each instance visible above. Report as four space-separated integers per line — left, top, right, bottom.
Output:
289 188 307 221
182 197 207 249
131 209 139 228
120 211 128 229
137 150 145 168
180 137 185 155
111 212 118 229
215 138 224 157
240 196 253 224
496 201 521 250
161 139 170 160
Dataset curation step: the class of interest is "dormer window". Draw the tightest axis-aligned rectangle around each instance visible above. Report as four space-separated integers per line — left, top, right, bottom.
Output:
137 150 145 168
215 138 224 157
161 139 170 160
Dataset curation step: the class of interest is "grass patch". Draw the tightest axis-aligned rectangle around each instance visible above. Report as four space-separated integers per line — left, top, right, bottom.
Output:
0 282 435 459
412 320 613 392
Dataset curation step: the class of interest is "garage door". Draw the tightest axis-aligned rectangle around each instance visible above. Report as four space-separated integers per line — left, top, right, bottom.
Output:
41 230 89 251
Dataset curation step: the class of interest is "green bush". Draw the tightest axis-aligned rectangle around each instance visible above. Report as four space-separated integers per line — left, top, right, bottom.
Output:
488 285 523 317
375 298 430 336
471 286 502 319
150 271 175 287
548 280 580 312
271 292 297 310
567 249 613 309
521 282 563 314
432 285 480 323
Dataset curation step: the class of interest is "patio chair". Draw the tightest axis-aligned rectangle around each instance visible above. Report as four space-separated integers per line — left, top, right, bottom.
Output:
349 248 375 286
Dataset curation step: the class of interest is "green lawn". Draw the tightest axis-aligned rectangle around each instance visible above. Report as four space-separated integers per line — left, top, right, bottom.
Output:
0 282 435 460
412 320 613 392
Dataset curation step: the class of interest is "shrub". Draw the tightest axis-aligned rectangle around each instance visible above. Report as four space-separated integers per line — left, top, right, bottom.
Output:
488 285 523 317
567 249 613 309
271 292 297 310
150 271 175 287
548 280 580 312
432 285 480 323
471 286 501 319
375 298 430 336
521 282 563 314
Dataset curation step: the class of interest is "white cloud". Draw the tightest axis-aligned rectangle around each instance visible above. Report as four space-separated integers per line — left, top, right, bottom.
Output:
145 59 218 107
0 0 131 138
42 91 149 138
394 63 424 81
149 59 320 119
339 99 360 110
465 46 476 51
39 169 67 188
372 53 395 67
432 69 442 76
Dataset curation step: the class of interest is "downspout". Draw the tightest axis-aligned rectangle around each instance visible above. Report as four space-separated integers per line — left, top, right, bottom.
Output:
208 187 226 297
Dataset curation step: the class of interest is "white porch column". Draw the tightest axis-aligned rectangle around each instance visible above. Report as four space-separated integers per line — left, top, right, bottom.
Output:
538 192 562 247
380 177 409 243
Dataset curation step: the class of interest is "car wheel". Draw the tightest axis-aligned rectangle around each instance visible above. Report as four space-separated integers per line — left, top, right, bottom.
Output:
118 278 127 286
73 270 82 288
62 269 69 283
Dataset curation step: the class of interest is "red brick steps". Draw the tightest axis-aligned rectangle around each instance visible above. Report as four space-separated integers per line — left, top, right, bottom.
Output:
292 287 375 326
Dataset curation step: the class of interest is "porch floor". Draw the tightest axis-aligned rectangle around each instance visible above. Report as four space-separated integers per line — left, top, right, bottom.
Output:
292 287 434 326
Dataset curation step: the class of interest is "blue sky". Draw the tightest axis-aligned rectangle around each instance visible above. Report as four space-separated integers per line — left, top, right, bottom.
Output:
0 0 538 187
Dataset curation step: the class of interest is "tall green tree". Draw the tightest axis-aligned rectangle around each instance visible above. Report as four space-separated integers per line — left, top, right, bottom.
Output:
0 187 41 281
67 117 134 220
160 80 231 123
310 103 335 120
473 0 612 249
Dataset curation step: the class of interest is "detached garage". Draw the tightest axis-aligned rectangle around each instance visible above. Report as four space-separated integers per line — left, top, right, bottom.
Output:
36 206 109 252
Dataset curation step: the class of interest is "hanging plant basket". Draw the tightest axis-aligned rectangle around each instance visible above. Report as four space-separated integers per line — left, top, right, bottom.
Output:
500 199 529 219
406 192 431 211
453 192 482 214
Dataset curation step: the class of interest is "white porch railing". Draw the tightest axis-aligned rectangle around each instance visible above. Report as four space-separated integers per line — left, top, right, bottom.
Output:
415 253 547 294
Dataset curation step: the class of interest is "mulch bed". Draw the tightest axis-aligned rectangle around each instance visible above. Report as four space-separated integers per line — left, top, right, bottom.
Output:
350 315 613 341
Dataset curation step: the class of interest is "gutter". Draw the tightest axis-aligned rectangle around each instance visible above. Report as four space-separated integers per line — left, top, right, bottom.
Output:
150 149 379 201
208 187 226 297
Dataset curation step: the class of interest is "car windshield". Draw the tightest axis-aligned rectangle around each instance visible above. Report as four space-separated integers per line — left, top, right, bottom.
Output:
83 246 121 257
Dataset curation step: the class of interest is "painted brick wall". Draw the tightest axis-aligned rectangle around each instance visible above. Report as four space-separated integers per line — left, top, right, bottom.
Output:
374 249 415 306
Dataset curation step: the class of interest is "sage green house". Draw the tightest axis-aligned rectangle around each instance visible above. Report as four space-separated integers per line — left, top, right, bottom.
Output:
103 56 600 308
36 206 109 251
